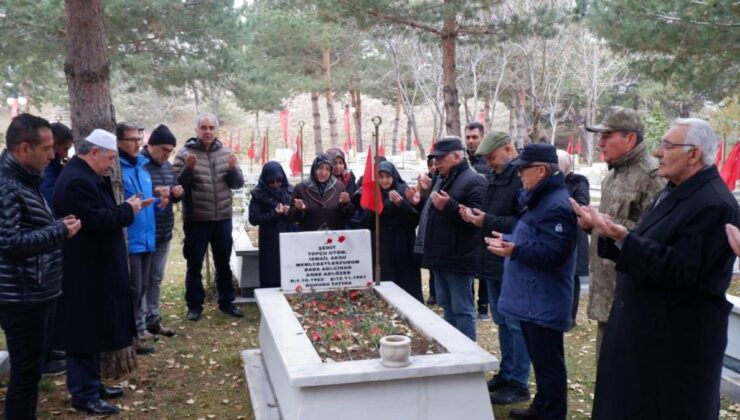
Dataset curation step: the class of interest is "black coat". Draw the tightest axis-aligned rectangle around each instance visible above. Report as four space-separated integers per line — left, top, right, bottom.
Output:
476 163 522 282
421 160 486 273
52 156 137 354
142 147 181 245
565 172 590 277
248 162 295 288
0 151 67 304
361 162 423 302
592 166 738 420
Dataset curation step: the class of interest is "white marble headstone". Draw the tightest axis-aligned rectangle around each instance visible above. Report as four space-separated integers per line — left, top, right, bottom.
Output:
279 229 373 291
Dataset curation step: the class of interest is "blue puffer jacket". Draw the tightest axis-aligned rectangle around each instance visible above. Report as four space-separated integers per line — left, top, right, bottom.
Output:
121 153 157 254
498 172 577 332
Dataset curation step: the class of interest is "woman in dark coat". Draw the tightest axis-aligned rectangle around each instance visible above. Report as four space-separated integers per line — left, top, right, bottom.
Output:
289 154 354 231
361 161 423 302
558 150 589 327
248 161 294 288
326 147 357 197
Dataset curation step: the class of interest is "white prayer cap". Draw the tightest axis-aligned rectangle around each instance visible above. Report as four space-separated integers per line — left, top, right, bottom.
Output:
85 129 117 151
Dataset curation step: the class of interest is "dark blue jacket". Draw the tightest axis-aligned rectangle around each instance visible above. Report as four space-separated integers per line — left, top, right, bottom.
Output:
142 147 180 245
498 172 577 332
40 154 64 208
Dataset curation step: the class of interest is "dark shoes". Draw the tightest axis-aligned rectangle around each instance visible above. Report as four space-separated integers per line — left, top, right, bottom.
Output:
426 296 437 305
73 399 119 415
100 386 124 400
135 339 155 355
489 385 530 405
42 359 66 376
478 305 490 320
219 305 243 318
48 349 66 361
509 404 544 420
187 309 202 322
147 322 176 337
486 374 509 392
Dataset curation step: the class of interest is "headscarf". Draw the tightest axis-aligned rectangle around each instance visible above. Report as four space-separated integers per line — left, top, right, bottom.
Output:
304 154 337 196
253 161 293 204
378 161 409 197
325 147 352 187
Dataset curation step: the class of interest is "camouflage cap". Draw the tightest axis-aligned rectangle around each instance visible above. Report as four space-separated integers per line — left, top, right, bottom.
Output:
586 106 644 133
475 131 512 156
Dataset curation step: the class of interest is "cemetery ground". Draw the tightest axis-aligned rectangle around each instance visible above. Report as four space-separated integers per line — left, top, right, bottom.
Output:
0 226 739 418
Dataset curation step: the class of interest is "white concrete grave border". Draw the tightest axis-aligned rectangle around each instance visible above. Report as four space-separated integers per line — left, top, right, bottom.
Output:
244 281 498 420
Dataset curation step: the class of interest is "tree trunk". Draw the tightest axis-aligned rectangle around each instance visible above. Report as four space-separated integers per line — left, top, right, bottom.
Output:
351 89 363 152
440 9 461 136
311 91 323 155
64 0 137 379
481 96 491 132
192 83 200 113
391 88 401 154
516 86 528 146
406 119 413 155
508 101 517 146
323 47 338 148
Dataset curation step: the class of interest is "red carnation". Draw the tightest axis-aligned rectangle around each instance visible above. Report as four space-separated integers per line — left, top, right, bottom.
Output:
338 235 346 243
326 238 333 244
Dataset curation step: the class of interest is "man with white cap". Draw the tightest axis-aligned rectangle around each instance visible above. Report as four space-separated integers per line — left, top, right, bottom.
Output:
52 128 147 415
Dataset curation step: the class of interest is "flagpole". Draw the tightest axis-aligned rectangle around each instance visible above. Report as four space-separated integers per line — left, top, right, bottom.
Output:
371 116 382 285
298 121 305 181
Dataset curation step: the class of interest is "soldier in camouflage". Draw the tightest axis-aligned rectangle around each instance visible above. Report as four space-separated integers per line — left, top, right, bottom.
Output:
577 107 665 359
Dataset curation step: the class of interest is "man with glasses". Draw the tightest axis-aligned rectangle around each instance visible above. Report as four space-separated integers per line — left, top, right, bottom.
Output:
117 122 161 355
173 112 244 321
141 124 183 338
406 137 486 341
487 143 577 420
576 107 664 359
574 118 738 419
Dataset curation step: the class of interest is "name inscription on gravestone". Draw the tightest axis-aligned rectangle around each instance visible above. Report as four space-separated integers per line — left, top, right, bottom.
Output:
279 230 372 291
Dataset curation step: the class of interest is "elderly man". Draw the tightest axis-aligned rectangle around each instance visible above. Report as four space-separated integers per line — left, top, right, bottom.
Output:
574 119 739 419
407 137 486 341
488 143 577 420
173 112 244 321
460 131 531 405
579 107 665 357
53 129 146 415
464 121 491 320
142 124 183 337
0 114 81 419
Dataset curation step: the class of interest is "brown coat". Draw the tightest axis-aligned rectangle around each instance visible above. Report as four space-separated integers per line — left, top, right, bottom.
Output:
173 138 244 222
288 181 354 231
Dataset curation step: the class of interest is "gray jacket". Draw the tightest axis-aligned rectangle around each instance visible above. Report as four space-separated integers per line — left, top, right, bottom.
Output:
173 138 244 222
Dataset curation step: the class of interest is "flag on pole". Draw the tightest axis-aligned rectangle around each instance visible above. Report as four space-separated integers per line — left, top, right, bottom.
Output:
290 134 303 176
279 109 289 147
360 146 383 214
247 137 256 161
567 137 573 154
258 135 268 164
398 137 405 152
575 137 582 154
379 134 385 156
720 142 740 191
412 137 419 147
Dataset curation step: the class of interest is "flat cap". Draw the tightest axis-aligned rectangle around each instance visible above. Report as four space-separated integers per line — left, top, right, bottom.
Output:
586 106 644 133
427 136 464 158
510 143 558 166
475 131 511 156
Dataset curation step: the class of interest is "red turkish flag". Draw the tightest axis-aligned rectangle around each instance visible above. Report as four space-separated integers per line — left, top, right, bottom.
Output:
575 137 582 153
247 141 255 161
279 109 289 147
360 146 383 214
290 134 303 176
720 142 740 191
398 137 405 152
567 138 573 154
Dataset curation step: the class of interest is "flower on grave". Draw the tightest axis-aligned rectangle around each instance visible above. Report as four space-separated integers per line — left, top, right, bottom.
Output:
342 319 353 327
338 235 346 243
295 284 303 294
366 281 374 288
326 238 333 244
310 331 321 341
318 303 327 312
369 327 384 337
331 332 343 341
328 307 340 316
349 290 361 301
326 319 336 328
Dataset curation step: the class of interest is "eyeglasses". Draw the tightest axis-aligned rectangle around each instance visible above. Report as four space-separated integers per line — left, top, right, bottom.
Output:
518 164 545 173
158 147 175 156
657 140 696 150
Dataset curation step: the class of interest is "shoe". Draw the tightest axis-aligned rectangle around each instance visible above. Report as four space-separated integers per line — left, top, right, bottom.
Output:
219 305 243 318
72 399 120 415
148 323 176 337
509 404 543 420
426 296 437 305
48 349 66 361
490 385 530 405
99 386 124 399
135 339 155 355
187 309 201 321
478 312 490 321
486 374 509 392
138 330 157 341
42 359 66 376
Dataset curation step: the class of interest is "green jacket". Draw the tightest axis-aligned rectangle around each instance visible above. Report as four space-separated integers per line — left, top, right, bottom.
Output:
587 142 665 322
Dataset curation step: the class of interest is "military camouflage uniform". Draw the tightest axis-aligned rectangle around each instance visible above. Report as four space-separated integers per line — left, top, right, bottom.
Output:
587 141 665 353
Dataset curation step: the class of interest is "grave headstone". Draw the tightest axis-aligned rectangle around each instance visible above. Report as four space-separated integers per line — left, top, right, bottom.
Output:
279 230 372 291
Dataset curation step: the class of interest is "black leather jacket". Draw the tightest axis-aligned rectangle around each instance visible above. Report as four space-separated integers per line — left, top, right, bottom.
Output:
0 151 67 304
